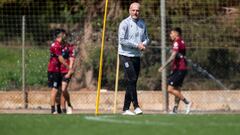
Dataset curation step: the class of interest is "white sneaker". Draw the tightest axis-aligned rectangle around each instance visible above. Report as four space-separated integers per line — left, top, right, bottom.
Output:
52 111 58 115
134 107 143 115
67 106 73 114
185 102 192 114
122 110 135 115
169 111 177 114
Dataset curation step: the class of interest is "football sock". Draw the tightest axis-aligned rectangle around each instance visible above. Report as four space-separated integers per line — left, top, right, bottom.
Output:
173 106 178 113
68 103 72 107
56 104 62 113
174 96 180 106
51 106 55 113
183 98 189 104
62 108 67 113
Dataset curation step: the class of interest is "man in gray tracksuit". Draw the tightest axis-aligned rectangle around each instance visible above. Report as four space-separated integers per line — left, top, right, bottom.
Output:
118 2 149 115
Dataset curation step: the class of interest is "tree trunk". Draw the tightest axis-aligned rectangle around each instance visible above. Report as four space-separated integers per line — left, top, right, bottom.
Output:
70 1 102 91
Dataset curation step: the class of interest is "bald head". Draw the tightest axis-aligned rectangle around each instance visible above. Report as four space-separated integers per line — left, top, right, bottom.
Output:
129 2 140 20
130 2 140 9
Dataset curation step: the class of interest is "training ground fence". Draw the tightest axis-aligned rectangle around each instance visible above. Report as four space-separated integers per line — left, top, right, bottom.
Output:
0 0 240 113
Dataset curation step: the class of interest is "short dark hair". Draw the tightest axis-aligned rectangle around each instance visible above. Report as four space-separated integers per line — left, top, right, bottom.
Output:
172 27 182 36
53 29 66 39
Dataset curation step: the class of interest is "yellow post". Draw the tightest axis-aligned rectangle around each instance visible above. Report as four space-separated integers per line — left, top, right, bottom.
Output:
113 54 120 114
95 0 109 115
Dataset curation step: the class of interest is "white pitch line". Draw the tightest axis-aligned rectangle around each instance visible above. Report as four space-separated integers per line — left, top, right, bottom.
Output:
85 115 174 126
84 115 240 127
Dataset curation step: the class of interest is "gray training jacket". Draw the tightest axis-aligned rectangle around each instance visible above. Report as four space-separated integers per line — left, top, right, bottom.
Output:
118 16 150 57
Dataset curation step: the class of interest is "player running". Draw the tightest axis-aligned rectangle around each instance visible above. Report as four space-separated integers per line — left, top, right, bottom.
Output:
158 27 192 114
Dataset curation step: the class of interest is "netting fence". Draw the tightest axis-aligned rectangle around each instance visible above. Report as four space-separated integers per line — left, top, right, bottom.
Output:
0 0 240 113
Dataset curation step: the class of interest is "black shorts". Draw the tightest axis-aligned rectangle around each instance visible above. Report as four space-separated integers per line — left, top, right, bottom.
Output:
61 73 72 83
168 70 187 87
48 72 61 89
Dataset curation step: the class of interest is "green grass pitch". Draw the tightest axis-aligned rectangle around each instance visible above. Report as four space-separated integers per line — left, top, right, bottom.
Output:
0 114 240 135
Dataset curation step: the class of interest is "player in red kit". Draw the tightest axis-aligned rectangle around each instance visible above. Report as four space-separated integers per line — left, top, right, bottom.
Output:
48 29 69 114
60 38 75 114
158 27 192 114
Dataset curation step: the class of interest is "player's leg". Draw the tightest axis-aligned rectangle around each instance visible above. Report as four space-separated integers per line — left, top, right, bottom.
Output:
131 57 142 115
65 89 73 108
50 88 58 114
168 86 191 114
120 55 135 115
168 85 185 100
56 90 62 113
172 96 180 113
54 73 62 114
61 77 73 114
168 70 191 113
176 71 192 114
49 72 61 114
60 81 67 113
65 90 73 114
64 77 73 109
168 85 191 112
61 74 73 113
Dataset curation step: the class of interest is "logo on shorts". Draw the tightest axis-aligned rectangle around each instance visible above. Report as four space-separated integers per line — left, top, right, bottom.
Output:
125 62 129 68
53 82 58 87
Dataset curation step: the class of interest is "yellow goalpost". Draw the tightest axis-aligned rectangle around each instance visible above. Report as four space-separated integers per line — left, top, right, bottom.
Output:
95 0 120 115
95 0 109 115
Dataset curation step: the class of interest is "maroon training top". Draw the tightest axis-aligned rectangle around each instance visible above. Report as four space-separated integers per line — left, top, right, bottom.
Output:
60 44 75 73
48 40 62 72
171 37 187 71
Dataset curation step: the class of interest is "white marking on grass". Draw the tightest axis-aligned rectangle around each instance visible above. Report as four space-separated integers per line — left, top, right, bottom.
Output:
85 115 173 126
84 115 240 127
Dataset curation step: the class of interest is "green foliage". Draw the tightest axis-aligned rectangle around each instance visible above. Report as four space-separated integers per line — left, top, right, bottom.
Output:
0 47 21 90
0 47 48 90
25 47 48 86
87 44 120 90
